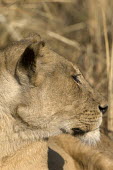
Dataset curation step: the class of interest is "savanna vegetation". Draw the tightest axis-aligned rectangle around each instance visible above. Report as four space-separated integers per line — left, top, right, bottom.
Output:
0 0 113 137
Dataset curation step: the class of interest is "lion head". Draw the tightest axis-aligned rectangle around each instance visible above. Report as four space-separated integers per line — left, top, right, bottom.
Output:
0 34 107 145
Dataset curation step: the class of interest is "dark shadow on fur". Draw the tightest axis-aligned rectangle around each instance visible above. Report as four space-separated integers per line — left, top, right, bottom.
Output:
48 147 64 170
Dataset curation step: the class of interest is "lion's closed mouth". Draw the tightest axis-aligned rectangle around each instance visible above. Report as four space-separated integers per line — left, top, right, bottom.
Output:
60 128 87 136
71 128 87 136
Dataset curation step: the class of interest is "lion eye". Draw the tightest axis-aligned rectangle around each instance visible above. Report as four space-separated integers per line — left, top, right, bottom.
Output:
72 74 81 84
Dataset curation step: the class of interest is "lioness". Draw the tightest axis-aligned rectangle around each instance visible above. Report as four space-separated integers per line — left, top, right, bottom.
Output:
0 34 108 169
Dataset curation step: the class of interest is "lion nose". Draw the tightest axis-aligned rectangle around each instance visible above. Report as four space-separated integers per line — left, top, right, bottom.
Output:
98 105 108 114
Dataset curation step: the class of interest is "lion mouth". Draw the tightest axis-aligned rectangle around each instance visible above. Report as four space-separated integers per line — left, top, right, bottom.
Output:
60 128 87 136
60 127 100 145
71 128 87 136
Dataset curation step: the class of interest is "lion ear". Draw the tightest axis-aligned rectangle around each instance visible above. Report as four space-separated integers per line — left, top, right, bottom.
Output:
15 41 45 86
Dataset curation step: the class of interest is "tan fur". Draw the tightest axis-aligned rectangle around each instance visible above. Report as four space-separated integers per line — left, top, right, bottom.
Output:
0 34 106 169
0 141 48 170
49 134 113 170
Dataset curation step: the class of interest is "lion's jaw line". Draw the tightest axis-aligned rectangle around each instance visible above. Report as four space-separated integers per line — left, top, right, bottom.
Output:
79 129 100 145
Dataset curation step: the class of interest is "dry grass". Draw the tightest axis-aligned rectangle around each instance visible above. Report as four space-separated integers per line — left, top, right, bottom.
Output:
0 0 113 136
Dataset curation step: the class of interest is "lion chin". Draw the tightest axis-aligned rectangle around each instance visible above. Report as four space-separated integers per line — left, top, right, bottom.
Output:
79 129 100 145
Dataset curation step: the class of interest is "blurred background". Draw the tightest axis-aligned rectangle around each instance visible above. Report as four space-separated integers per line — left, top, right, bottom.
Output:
0 0 113 138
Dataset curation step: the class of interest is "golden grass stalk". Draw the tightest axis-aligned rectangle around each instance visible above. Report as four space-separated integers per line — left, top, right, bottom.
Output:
102 9 110 79
108 41 113 131
101 7 113 131
48 31 80 50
